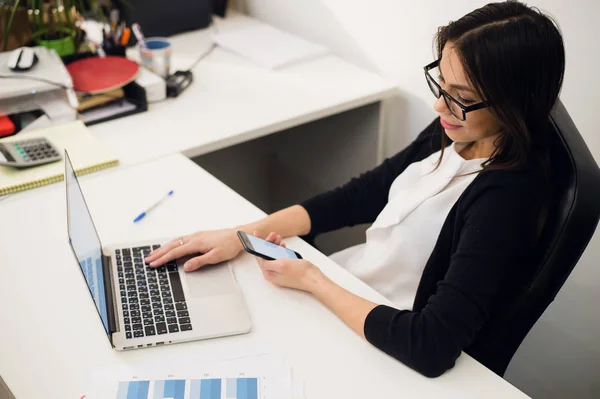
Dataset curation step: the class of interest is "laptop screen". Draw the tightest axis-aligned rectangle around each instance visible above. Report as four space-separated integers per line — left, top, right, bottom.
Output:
65 151 110 335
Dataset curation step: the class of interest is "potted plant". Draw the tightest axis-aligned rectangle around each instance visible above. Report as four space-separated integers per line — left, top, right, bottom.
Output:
1 0 103 55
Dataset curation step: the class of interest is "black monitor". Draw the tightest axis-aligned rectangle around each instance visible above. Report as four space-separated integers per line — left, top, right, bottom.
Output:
117 0 227 41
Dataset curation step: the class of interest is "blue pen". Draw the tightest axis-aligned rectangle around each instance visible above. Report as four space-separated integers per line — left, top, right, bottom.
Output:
133 190 174 223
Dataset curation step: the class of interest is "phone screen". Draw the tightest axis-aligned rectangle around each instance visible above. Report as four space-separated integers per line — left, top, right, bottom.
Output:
246 234 300 260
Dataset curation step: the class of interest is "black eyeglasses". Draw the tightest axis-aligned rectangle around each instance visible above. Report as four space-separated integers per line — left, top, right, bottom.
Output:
424 59 489 121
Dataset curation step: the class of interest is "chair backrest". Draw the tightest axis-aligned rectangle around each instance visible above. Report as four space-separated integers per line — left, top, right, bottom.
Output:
467 99 600 376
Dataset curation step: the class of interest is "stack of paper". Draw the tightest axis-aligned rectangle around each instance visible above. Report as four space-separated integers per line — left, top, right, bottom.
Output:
212 23 328 69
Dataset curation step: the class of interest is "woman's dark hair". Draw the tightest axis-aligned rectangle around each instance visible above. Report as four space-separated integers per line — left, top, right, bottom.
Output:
435 1 565 172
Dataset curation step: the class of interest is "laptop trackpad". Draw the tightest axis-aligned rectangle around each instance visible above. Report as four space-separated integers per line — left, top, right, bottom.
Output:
177 261 238 298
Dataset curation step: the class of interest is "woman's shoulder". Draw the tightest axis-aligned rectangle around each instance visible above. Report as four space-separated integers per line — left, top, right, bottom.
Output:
462 160 549 210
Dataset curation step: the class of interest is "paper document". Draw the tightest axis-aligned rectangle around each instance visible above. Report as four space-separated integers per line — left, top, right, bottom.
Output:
86 353 303 399
212 24 328 69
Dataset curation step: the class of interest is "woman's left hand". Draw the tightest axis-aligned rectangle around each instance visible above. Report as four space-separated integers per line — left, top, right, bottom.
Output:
253 231 325 293
253 232 377 340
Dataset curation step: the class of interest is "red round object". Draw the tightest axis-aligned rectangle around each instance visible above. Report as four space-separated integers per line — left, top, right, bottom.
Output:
67 56 139 94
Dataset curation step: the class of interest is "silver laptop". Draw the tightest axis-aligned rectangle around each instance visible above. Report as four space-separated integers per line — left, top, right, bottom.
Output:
64 150 252 350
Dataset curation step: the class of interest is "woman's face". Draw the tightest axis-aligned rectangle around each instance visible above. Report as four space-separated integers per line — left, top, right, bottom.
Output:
434 43 503 144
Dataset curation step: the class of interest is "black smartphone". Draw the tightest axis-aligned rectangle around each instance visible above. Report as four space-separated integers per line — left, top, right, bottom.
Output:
237 231 302 261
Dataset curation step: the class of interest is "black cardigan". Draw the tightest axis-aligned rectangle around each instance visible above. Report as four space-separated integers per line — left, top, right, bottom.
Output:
301 118 545 377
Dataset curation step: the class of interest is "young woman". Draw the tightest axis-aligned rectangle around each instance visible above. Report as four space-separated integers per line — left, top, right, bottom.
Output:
146 1 565 377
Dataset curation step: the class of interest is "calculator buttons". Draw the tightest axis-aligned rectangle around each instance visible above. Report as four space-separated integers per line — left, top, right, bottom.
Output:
0 138 61 168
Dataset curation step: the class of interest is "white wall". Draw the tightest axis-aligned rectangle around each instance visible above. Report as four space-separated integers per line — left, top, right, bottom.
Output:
235 1 600 397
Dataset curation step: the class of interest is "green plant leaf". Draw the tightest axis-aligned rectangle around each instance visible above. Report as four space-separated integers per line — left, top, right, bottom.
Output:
53 0 64 27
0 6 6 51
3 0 22 51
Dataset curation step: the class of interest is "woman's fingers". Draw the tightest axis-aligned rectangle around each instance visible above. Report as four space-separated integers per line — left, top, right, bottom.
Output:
183 251 220 272
149 243 194 267
257 258 285 273
146 237 181 262
264 232 284 246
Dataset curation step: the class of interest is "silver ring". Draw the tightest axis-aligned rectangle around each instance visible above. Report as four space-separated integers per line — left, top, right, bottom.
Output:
178 237 184 246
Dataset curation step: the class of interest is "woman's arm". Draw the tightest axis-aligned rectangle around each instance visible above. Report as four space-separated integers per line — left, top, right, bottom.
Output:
256 170 543 378
254 242 377 337
238 205 311 239
310 271 379 339
146 205 311 270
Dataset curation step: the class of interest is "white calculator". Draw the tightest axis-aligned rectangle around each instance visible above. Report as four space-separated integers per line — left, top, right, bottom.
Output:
0 137 62 168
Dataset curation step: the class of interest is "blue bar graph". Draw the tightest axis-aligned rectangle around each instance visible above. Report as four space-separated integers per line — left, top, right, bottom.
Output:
117 377 258 399
116 381 150 399
163 380 185 399
199 378 221 399
236 378 258 399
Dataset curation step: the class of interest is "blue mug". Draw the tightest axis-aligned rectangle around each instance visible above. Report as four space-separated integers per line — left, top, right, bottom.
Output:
139 37 172 78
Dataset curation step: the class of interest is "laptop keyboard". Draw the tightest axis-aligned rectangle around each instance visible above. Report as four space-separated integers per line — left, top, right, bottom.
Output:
116 245 193 339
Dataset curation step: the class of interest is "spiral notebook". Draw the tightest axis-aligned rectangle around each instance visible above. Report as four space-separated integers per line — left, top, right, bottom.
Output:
0 121 119 195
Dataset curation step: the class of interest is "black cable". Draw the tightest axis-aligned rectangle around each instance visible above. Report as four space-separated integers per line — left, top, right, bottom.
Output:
183 43 217 73
182 15 220 73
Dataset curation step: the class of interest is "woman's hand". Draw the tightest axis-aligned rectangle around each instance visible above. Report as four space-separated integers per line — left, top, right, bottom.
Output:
145 228 244 272
254 232 378 341
254 231 326 293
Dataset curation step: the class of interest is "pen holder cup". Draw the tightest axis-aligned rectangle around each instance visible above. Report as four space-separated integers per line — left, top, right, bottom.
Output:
139 38 172 79
104 45 126 57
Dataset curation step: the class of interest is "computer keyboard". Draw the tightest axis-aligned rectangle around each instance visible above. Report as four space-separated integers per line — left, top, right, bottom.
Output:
116 245 193 339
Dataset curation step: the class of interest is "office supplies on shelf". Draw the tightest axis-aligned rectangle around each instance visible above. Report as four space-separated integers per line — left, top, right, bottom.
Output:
77 88 125 112
0 121 118 195
0 115 16 137
65 56 146 125
0 47 77 125
166 70 193 98
77 81 148 126
7 47 38 72
132 23 147 48
120 27 131 46
133 189 174 222
67 56 140 95
139 38 172 79
78 98 137 124
212 23 329 69
110 9 120 34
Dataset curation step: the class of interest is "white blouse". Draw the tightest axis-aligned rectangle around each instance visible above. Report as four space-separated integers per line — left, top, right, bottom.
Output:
330 143 487 310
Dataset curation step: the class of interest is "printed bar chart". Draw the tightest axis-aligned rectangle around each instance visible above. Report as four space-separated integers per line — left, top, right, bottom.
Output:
154 379 186 399
116 380 150 399
234 378 257 399
190 378 221 399
117 378 259 399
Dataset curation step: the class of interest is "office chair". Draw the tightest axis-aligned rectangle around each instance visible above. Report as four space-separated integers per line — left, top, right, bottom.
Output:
465 99 600 376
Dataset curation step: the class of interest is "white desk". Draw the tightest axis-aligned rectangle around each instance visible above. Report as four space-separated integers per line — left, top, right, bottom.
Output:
88 13 399 254
90 13 397 166
0 154 527 398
